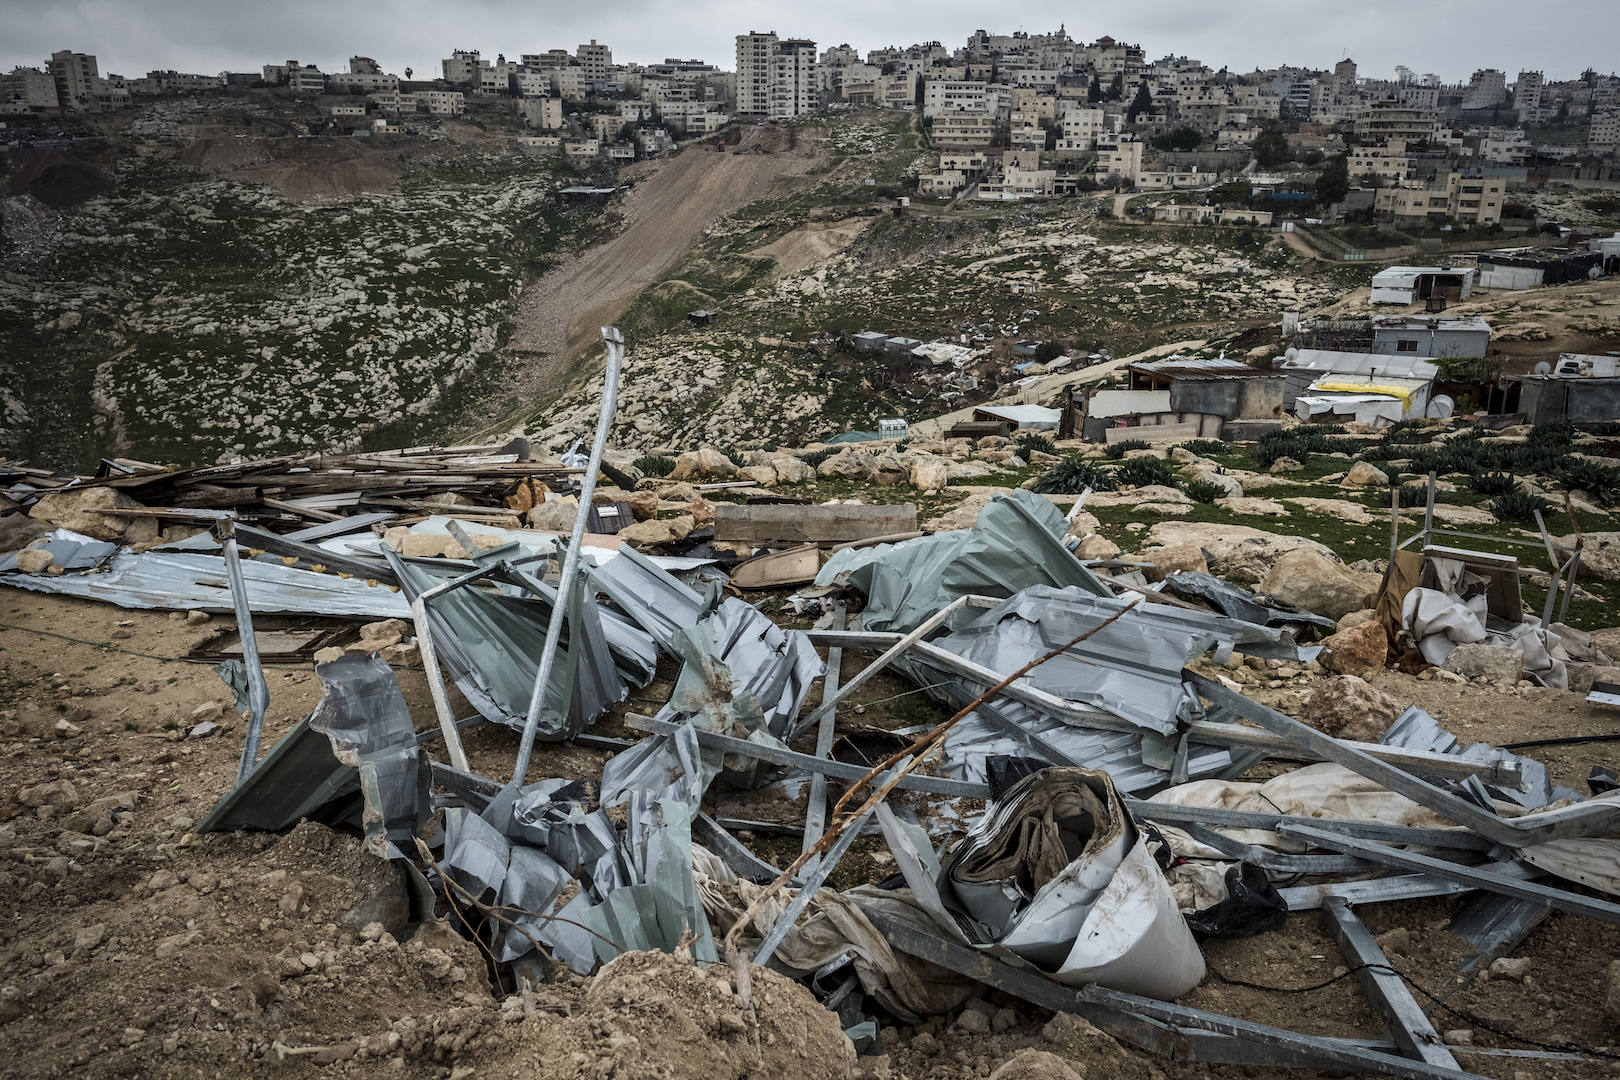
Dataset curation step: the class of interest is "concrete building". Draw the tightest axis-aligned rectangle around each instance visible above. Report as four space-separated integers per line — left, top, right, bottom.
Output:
1094 136 1144 180
518 96 565 129
1461 68 1508 110
47 50 129 112
1 68 63 114
735 32 776 116
1369 266 1477 304
1354 99 1437 146
576 41 612 81
930 114 996 148
768 39 819 118
1374 172 1504 228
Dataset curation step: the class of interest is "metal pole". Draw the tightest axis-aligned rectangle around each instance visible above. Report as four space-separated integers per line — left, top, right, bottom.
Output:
222 521 272 786
510 326 624 785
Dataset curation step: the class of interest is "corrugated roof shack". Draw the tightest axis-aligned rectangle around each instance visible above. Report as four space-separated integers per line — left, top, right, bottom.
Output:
1128 356 1285 437
1501 357 1620 425
1279 348 1441 410
1478 249 1605 290
1369 266 1477 305
1372 314 1491 361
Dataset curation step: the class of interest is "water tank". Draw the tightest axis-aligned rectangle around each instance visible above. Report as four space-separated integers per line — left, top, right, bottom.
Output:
1426 395 1455 419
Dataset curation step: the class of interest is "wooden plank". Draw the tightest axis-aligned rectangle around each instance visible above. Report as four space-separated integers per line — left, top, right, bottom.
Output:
1105 422 1199 444
730 545 823 588
713 502 918 544
263 497 344 522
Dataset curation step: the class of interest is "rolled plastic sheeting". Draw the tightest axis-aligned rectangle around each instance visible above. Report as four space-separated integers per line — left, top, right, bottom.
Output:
937 767 1205 1000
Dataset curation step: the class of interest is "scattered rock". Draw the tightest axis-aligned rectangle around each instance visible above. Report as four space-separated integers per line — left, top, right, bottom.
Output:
1268 456 1303 473
1374 927 1411 956
954 1009 991 1035
1140 542 1208 582
1214 496 1290 516
1341 462 1390 488
1443 1029 1474 1047
1320 619 1389 677
189 721 219 739
989 1049 1086 1080
911 457 950 492
1144 522 1335 585
1336 609 1377 632
739 465 778 486
314 646 346 663
1567 664 1620 695
669 447 739 480
526 500 578 533
1259 549 1381 622
1441 644 1524 686
771 457 813 484
619 519 676 546
73 923 107 951
1605 959 1620 1020
1301 675 1402 742
1557 533 1620 580
1490 956 1532 979
1075 534 1120 560
27 487 144 540
14 548 54 574
185 610 211 626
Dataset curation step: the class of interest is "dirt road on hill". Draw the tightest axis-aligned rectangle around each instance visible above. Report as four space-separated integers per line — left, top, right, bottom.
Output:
504 131 817 373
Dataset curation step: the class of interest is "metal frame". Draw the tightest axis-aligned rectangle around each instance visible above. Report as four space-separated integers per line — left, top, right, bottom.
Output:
1323 897 1461 1071
1389 471 1583 627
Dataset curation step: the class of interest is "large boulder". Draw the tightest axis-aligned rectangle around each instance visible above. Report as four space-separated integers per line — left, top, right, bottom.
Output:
1558 533 1620 581
988 1049 1085 1080
818 452 876 481
527 501 579 532
1588 628 1620 663
1184 468 1243 498
771 457 813 484
28 487 145 541
1075 534 1121 560
1301 675 1401 742
1259 549 1381 621
911 457 950 492
619 518 676 546
1568 664 1620 695
1144 522 1336 585
1141 542 1208 582
669 447 739 480
1341 461 1390 488
1441 644 1524 686
1065 510 1102 538
871 453 909 486
1215 496 1290 516
739 465 778 486
1320 619 1389 677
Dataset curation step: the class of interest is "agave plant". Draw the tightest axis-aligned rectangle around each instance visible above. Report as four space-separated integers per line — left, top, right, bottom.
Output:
1032 457 1117 494
1489 491 1552 522
633 455 676 478
1104 438 1151 460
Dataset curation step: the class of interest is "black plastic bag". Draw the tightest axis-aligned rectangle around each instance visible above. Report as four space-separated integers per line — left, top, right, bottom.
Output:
1183 863 1289 938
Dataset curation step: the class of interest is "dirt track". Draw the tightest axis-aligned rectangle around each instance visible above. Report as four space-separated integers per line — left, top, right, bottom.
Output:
504 131 816 374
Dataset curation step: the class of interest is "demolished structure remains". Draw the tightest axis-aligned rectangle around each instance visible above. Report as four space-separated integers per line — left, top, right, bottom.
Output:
5 324 1620 1079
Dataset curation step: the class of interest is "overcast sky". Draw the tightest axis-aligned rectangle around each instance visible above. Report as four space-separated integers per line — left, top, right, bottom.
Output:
3 0 1614 85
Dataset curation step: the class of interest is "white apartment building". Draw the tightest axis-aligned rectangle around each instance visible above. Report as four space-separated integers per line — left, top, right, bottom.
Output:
1590 110 1620 150
924 80 994 118
49 50 130 111
421 90 466 116
1461 69 1508 110
0 68 60 113
735 32 776 116
767 39 818 118
576 41 612 81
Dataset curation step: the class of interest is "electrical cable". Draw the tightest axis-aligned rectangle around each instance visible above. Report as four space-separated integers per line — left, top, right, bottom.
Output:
1209 962 1620 1060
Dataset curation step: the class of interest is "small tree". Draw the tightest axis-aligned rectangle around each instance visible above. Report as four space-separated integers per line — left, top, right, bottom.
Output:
1314 154 1350 204
1087 78 1102 104
1107 72 1124 101
1127 82 1153 123
1252 126 1289 168
1152 126 1202 152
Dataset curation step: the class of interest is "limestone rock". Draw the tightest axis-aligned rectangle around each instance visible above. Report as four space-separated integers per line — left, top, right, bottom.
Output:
14 548 54 574
619 519 675 546
123 515 162 545
771 456 812 484
1336 609 1377 632
1441 644 1524 686
669 447 739 480
1591 628 1620 662
988 1049 1085 1080
1139 502 1192 516
1259 549 1381 621
1141 542 1208 582
28 487 144 541
665 514 696 541
1268 456 1304 473
872 454 909 486
1065 511 1101 538
947 460 995 481
683 498 715 528
737 465 776 486
1605 959 1620 1021
527 500 579 532
382 526 410 551
1145 522 1335 585
818 452 876 481
1341 462 1390 488
911 457 950 492
619 490 659 522
1215 497 1290 516
1185 468 1243 498
398 534 452 558
1567 664 1620 695
1557 533 1620 581
1075 534 1121 560
1320 619 1389 677
1285 497 1376 524
1301 675 1401 742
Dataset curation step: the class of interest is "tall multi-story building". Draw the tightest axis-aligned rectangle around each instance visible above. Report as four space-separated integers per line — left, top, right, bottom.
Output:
735 32 776 116
0 67 64 113
1515 71 1547 123
1461 69 1508 110
47 50 129 111
1355 99 1439 147
576 41 612 81
735 32 818 119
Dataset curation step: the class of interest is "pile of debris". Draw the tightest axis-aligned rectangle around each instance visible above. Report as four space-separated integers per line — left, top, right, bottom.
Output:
5 330 1620 1080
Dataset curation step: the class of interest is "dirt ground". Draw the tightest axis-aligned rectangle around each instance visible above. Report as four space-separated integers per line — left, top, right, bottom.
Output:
4 581 1620 1079
497 126 820 398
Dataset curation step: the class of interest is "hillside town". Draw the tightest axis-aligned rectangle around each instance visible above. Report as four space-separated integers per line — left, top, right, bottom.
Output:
5 31 1619 214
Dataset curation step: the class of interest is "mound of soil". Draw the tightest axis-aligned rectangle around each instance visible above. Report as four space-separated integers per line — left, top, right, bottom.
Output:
179 137 408 199
471 951 856 1080
5 150 113 209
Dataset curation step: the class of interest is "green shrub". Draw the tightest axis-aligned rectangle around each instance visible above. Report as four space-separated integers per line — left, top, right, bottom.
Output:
801 448 836 470
1015 432 1058 458
723 448 747 467
1396 483 1432 508
1589 421 1620 436
1105 439 1151 460
1470 471 1517 496
1180 439 1229 457
1114 457 1179 488
1032 457 1117 494
1295 423 1348 437
633 455 676 478
1490 492 1552 522
1554 458 1620 504
1185 479 1225 504
1529 419 1576 446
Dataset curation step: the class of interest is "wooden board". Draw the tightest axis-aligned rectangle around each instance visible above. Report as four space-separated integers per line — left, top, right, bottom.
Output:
730 544 824 589
713 503 917 544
